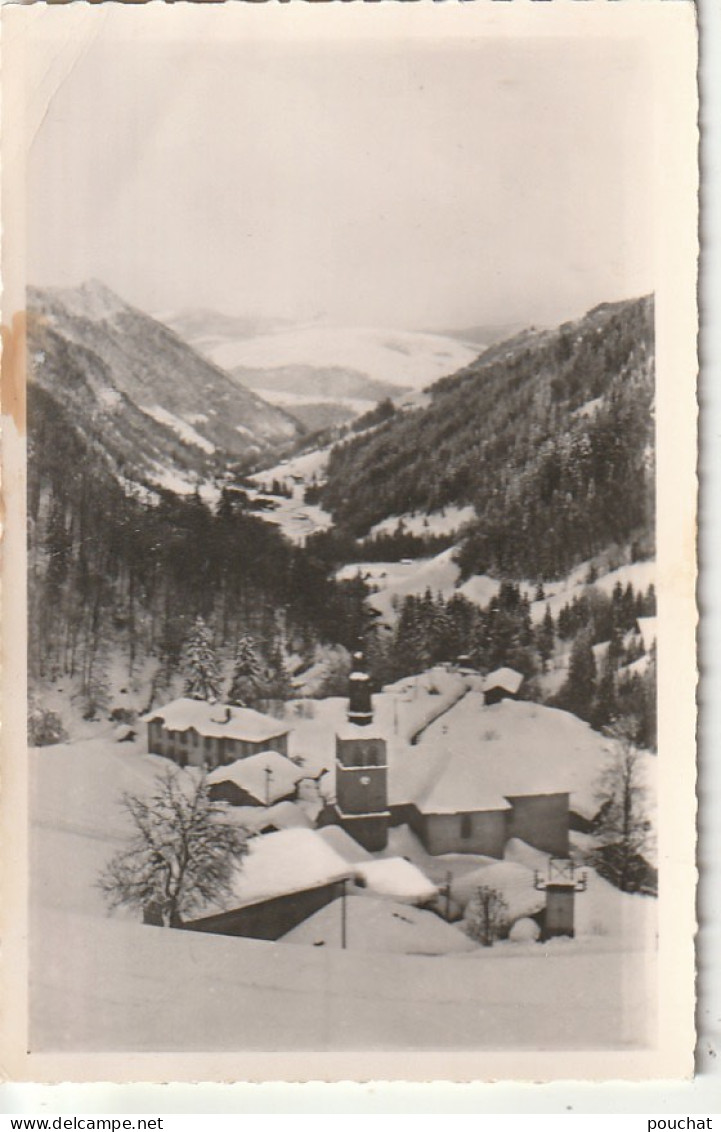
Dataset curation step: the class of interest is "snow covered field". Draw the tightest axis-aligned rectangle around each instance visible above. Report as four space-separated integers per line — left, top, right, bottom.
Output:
31 904 655 1052
337 548 655 626
368 506 477 539
249 445 332 490
244 488 334 544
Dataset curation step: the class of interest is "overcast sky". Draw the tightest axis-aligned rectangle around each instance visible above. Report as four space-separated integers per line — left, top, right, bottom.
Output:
25 10 655 331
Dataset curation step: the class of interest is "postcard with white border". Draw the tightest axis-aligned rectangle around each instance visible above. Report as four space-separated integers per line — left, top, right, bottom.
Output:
0 0 698 1083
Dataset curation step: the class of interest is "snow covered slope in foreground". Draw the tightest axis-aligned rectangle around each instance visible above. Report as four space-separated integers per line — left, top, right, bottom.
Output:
30 736 656 1051
32 906 654 1052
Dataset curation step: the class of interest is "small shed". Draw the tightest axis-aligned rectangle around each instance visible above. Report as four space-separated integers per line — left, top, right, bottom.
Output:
206 751 306 807
482 667 524 706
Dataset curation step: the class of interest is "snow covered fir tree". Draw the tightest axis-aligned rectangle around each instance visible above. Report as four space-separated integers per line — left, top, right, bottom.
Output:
183 616 223 702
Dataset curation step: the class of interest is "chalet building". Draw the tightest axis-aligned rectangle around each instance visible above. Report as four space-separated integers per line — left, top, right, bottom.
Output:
482 667 524 706
143 697 290 769
206 750 305 807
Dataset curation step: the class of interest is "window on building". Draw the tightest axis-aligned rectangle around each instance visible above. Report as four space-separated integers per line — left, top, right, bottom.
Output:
460 813 472 839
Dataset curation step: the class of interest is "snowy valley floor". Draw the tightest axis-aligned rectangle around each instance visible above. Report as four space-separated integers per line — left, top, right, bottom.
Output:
29 737 658 1053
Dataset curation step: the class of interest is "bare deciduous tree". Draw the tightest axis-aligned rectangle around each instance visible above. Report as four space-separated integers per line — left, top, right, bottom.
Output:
98 768 248 927
465 884 510 947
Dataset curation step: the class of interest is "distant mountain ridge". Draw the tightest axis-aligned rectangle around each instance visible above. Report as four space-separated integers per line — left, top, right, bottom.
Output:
159 308 287 353
28 281 303 491
161 310 483 431
318 295 655 581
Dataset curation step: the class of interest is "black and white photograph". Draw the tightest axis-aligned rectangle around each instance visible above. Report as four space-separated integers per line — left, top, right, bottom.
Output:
0 0 697 1080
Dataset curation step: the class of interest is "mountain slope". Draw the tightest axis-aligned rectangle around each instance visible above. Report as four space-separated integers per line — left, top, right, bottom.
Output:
28 281 302 490
318 296 655 581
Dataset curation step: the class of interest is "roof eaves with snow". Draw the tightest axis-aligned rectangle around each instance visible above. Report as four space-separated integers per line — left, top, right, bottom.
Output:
194 830 354 916
206 751 304 804
142 697 290 743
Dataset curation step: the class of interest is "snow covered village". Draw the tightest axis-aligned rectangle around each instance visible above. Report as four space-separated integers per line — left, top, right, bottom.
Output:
30 606 658 1049
17 14 671 1057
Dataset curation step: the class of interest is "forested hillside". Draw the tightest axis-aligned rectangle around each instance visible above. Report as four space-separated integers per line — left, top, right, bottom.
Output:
27 385 369 718
318 297 654 581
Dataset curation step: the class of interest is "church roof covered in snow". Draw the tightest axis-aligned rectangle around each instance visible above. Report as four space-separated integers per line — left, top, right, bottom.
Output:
142 698 289 743
482 667 524 695
389 695 615 820
206 751 306 805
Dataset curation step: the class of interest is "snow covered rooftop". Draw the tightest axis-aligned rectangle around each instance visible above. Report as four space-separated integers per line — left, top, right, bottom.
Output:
280 894 477 955
389 696 616 820
143 698 289 743
482 667 524 695
452 860 545 921
258 800 313 831
353 858 438 905
197 829 353 916
216 800 313 833
315 825 373 863
273 669 651 825
206 751 305 805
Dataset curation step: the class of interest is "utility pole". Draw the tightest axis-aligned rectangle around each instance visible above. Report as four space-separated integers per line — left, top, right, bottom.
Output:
341 878 347 950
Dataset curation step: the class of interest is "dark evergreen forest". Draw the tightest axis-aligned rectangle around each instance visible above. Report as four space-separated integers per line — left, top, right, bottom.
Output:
28 386 369 716
28 293 656 749
316 296 654 581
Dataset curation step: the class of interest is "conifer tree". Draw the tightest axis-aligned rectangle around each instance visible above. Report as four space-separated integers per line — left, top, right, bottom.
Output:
264 643 293 702
183 616 222 702
557 629 597 722
227 634 265 707
536 604 555 671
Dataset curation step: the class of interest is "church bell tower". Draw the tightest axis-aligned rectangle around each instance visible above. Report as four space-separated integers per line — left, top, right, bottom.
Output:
334 651 389 851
